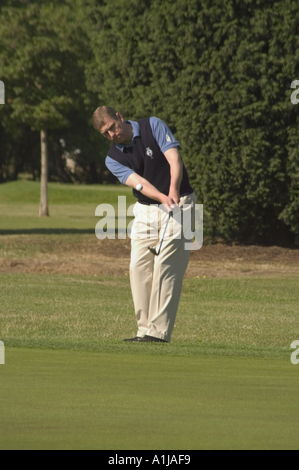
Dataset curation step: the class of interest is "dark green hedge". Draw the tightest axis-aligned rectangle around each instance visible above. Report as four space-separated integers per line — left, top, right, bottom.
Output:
87 0 299 243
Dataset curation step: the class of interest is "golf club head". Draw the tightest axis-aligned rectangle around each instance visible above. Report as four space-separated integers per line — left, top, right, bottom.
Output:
148 246 158 256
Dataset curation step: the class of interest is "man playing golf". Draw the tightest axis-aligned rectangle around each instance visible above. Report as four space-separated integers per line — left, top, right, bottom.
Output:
92 106 196 342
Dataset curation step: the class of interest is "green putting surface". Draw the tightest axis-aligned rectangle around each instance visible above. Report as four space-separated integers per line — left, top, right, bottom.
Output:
0 348 298 450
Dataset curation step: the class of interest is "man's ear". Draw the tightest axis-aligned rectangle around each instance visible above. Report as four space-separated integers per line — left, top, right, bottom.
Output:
116 112 124 122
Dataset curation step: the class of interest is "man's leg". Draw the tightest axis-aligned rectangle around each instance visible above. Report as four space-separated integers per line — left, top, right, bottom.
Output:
129 203 158 337
130 238 156 337
146 193 196 342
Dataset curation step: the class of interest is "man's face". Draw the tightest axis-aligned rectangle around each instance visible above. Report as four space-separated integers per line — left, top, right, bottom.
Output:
100 113 127 144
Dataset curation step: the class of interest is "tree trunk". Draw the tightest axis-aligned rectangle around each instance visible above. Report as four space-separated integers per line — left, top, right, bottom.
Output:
39 129 49 217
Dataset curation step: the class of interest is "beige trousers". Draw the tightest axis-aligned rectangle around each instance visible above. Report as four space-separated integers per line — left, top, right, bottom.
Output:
129 192 196 342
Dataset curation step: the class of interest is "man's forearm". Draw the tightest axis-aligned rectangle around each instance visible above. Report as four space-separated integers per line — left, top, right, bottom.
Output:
164 148 183 204
125 173 163 203
169 159 183 192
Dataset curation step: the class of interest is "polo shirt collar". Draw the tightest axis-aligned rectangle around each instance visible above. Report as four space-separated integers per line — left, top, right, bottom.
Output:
116 120 139 150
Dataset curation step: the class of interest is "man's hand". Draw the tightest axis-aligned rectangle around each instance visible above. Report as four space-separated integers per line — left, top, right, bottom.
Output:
168 188 180 205
160 194 177 212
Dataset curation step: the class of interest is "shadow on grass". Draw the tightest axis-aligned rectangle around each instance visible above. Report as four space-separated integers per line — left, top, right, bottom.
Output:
0 228 125 236
0 229 96 235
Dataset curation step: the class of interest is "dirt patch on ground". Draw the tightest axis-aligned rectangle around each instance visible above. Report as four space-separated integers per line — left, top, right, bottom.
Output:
0 235 299 278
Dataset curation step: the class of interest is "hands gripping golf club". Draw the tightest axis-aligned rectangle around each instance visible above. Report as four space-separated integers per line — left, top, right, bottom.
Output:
135 184 174 257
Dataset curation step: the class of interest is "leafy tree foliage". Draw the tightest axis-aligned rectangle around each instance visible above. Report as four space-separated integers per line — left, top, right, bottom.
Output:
0 0 109 185
0 0 298 240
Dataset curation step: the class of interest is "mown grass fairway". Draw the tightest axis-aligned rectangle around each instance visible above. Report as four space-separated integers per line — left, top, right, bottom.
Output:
1 348 298 450
0 180 299 450
0 273 298 354
0 180 135 233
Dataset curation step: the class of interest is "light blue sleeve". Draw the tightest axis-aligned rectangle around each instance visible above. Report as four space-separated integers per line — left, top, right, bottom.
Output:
149 117 179 153
105 157 135 185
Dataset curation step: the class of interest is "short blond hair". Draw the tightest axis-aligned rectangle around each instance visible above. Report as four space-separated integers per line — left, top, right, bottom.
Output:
92 106 118 131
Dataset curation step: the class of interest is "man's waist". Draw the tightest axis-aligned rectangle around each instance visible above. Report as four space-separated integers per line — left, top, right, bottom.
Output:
136 190 194 206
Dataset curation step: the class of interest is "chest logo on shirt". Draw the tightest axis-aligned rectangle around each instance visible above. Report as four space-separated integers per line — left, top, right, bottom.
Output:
146 147 154 159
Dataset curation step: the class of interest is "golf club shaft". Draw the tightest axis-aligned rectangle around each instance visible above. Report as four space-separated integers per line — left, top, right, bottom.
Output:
157 210 173 255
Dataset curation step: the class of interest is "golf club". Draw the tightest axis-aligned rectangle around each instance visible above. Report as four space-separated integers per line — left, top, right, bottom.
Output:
148 210 173 256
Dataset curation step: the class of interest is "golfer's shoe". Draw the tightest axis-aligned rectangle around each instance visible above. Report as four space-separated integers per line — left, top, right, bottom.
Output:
138 335 167 343
122 337 142 342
